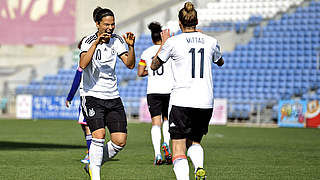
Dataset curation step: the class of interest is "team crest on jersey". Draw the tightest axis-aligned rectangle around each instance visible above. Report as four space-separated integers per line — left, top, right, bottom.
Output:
111 48 116 55
89 108 95 117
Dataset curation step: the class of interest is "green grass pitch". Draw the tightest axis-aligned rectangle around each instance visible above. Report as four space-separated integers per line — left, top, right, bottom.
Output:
0 119 319 180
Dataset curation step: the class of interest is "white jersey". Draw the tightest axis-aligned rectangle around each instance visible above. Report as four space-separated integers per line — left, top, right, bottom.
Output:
79 32 127 99
140 45 173 94
158 32 222 108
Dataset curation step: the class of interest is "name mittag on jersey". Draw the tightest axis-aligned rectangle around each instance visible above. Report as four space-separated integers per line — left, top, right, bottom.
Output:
186 37 205 44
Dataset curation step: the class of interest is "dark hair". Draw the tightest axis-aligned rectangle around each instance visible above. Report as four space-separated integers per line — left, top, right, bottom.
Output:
148 22 162 43
93 6 114 23
178 2 198 27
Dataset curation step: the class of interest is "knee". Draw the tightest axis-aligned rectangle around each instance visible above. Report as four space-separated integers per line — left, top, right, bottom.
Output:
113 139 126 147
110 132 127 147
92 128 106 139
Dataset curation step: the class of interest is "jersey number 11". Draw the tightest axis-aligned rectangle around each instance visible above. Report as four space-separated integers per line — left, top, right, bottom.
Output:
189 48 204 78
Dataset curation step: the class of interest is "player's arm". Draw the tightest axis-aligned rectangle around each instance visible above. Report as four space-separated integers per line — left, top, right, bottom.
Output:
151 56 164 70
214 57 224 66
137 60 148 77
66 67 82 108
212 43 224 67
150 42 164 70
120 32 136 69
79 33 108 69
151 29 171 70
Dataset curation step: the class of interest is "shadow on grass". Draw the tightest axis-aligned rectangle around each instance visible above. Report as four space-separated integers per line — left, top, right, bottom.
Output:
0 141 86 150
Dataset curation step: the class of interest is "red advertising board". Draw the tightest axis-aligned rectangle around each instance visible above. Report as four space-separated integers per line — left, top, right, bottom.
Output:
305 100 320 128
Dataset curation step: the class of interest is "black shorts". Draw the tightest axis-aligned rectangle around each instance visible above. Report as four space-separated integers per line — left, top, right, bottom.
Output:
169 105 213 143
81 96 127 134
147 94 170 118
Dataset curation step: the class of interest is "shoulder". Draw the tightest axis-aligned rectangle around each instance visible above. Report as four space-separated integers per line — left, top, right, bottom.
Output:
166 34 182 45
170 34 181 41
202 33 218 44
83 33 98 45
146 45 159 53
142 45 158 57
111 34 125 44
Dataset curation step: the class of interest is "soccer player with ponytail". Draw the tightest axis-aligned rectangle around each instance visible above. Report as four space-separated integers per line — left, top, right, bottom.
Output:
151 2 224 180
79 6 136 180
138 22 173 165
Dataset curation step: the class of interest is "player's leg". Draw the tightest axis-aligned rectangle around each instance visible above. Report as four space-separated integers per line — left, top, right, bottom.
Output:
169 105 191 180
102 97 127 165
151 115 163 165
161 94 171 148
81 124 92 164
81 96 106 180
84 125 92 150
79 107 92 163
172 139 189 180
90 128 106 180
162 116 172 164
102 132 126 164
187 108 213 180
161 95 172 164
162 116 170 149
147 94 164 165
187 141 205 179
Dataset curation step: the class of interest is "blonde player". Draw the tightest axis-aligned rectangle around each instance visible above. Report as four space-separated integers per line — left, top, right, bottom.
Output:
79 7 136 180
138 22 173 165
151 2 224 180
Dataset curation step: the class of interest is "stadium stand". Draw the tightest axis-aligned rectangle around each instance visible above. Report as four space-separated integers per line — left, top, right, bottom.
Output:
15 0 320 121
196 0 303 32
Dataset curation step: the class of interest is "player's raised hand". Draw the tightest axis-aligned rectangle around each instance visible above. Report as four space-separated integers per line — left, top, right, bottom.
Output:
95 32 111 45
123 32 135 47
160 29 171 44
65 100 70 108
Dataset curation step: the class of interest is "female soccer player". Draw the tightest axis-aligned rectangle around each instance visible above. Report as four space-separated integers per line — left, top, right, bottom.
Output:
151 2 224 180
79 7 136 180
137 22 173 165
65 37 91 164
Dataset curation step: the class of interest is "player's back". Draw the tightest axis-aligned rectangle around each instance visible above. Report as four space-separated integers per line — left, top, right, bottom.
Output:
162 32 220 108
141 45 173 94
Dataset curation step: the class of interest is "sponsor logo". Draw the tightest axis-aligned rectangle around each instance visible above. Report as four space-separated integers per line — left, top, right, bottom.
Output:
169 123 176 127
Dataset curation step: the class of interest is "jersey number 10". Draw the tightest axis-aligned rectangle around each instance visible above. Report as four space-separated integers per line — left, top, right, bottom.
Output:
189 48 204 78
152 64 164 76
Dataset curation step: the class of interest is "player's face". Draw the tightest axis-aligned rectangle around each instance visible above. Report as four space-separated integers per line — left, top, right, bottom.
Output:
97 16 115 35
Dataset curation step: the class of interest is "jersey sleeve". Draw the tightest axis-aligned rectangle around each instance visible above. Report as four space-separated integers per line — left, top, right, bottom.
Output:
139 51 147 66
114 35 128 57
80 35 96 54
80 41 91 53
66 67 82 101
158 38 173 63
212 42 222 63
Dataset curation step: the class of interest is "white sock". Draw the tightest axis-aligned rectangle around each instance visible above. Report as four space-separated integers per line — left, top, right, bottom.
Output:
162 120 170 147
151 125 161 157
102 140 123 164
187 144 204 172
89 138 105 180
173 156 189 180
